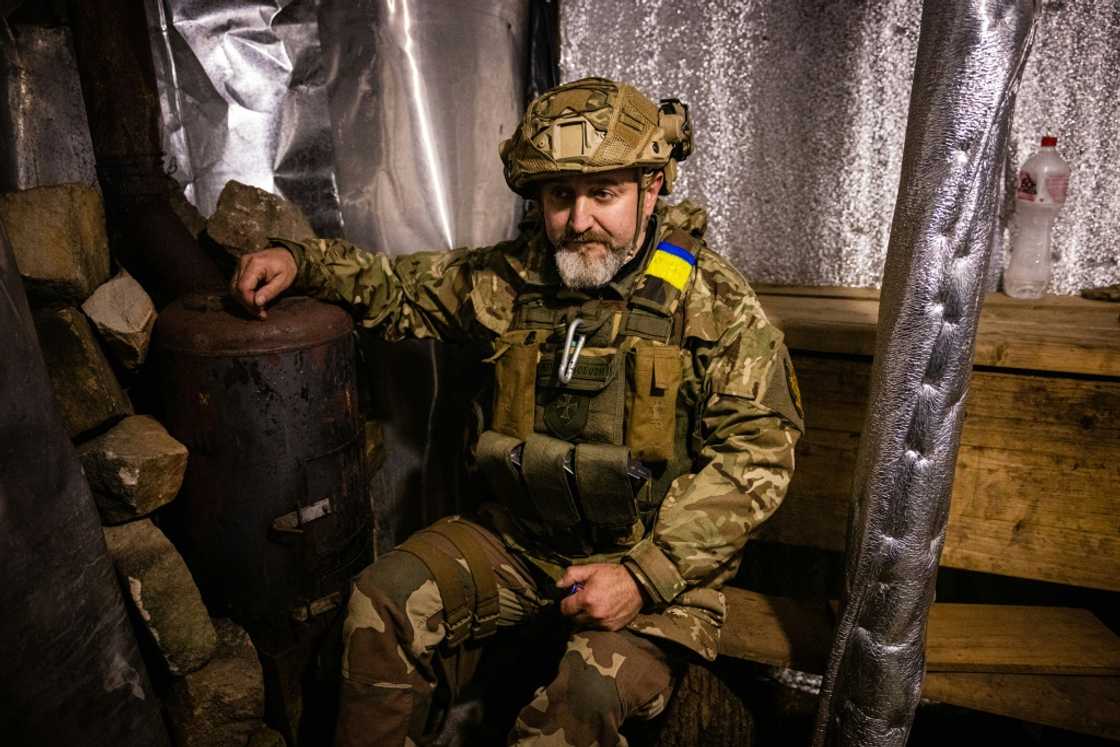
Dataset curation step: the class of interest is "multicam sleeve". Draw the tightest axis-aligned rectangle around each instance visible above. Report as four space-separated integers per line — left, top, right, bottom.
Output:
623 301 804 606
271 237 484 343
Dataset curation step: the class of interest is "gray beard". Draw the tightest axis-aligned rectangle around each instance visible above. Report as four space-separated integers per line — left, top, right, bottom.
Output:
554 244 629 289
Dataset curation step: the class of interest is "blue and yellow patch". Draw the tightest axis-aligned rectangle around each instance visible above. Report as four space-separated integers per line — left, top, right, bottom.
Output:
645 241 696 291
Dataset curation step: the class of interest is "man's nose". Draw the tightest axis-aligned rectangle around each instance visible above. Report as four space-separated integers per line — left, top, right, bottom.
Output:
567 196 594 234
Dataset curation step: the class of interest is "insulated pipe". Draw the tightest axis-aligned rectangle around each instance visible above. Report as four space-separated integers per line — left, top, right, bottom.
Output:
812 3 1038 746
0 226 169 744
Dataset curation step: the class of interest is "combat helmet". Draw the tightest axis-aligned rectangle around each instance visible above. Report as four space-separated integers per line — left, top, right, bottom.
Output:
500 77 692 197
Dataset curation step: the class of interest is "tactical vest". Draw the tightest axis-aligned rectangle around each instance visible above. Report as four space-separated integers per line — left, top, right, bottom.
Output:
476 225 702 558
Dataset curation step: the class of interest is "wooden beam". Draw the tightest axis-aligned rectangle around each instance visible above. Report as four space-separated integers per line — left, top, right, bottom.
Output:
720 589 1120 675
756 287 1120 377
720 588 1120 739
756 355 1120 591
921 673 1120 741
925 604 1120 675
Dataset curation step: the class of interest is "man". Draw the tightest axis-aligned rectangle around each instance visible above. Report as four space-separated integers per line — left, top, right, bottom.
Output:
232 77 803 746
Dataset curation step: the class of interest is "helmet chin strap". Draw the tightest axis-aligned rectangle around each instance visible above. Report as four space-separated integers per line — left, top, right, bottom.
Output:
626 170 655 262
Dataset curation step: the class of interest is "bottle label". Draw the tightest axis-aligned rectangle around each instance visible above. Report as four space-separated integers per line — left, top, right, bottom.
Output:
1016 170 1069 205
1016 170 1037 202
1045 174 1069 204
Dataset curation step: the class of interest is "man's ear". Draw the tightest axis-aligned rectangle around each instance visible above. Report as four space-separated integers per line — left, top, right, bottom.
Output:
643 171 665 215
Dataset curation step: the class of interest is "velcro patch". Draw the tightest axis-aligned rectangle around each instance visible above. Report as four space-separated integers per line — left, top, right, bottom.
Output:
645 241 696 291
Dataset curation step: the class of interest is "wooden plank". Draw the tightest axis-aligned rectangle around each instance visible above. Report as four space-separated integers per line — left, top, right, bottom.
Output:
721 589 1120 676
756 289 1120 377
926 604 1120 675
921 673 1120 741
758 355 1120 591
718 587 832 671
720 589 1120 739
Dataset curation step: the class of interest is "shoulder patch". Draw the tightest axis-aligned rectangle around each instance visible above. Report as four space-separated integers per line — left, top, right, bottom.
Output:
646 240 697 291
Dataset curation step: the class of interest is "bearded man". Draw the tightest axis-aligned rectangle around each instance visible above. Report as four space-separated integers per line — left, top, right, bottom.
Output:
232 77 803 746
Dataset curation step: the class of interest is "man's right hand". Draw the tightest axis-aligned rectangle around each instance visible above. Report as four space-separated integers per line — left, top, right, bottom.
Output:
230 247 298 320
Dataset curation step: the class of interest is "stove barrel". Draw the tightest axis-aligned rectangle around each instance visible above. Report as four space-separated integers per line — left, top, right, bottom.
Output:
153 294 371 639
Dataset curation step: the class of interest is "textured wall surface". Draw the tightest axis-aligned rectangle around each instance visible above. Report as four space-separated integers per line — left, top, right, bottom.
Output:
0 26 98 191
561 0 1119 294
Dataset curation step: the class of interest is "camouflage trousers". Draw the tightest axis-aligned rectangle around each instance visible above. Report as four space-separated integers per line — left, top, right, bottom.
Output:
337 516 676 746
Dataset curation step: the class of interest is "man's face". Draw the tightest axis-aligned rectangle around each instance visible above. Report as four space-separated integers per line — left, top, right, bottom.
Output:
538 169 662 289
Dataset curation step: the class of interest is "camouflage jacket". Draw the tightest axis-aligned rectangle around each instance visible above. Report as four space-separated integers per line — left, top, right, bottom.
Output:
276 200 803 660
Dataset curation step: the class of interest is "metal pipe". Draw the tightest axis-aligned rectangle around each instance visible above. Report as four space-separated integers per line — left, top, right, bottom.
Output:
0 223 169 745
812 2 1039 745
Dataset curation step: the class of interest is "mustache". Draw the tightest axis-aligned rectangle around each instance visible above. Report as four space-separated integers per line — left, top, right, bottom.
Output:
557 229 614 248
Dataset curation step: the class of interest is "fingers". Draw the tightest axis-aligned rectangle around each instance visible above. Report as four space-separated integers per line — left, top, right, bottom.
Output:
230 249 296 319
557 564 597 590
254 270 290 309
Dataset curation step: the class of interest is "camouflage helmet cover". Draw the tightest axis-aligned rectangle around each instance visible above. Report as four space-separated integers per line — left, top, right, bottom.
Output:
500 77 692 197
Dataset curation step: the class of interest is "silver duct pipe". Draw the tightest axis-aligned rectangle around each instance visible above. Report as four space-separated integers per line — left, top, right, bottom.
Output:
812 2 1039 746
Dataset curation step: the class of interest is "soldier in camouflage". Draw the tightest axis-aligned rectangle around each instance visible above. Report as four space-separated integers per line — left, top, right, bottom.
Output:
232 77 803 746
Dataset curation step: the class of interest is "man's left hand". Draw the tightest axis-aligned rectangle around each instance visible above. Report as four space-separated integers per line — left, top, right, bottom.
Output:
557 564 642 631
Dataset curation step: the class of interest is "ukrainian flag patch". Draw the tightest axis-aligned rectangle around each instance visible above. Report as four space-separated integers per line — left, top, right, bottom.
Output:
645 241 696 290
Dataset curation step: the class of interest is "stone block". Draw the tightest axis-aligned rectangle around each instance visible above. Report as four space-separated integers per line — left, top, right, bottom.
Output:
33 305 132 438
166 619 267 747
206 181 314 257
103 519 217 677
79 415 188 524
82 270 158 369
0 183 110 304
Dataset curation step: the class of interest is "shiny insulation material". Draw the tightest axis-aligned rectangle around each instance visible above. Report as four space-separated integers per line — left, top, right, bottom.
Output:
146 1 529 547
812 3 1038 746
0 225 168 744
561 0 1119 295
146 0 528 249
154 294 371 636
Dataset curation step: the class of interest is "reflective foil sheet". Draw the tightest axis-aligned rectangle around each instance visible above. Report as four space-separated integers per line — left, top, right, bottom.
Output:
561 0 1119 294
147 0 343 235
146 0 528 547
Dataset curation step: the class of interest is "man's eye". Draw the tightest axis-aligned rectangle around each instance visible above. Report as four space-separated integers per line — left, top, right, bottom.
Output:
594 190 615 200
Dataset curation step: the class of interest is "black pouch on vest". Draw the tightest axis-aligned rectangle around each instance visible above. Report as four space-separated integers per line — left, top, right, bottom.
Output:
572 442 640 534
475 430 527 507
520 433 582 532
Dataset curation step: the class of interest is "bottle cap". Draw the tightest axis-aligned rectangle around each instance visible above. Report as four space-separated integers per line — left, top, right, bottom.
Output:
1041 135 1058 147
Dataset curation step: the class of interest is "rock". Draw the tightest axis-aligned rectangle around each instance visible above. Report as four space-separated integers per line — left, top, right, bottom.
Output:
103 520 217 676
166 619 267 747
206 181 314 257
0 183 110 304
79 415 188 524
81 270 158 369
33 305 132 438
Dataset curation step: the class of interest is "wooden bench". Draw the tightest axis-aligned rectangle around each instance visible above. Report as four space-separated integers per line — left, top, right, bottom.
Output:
719 286 1120 740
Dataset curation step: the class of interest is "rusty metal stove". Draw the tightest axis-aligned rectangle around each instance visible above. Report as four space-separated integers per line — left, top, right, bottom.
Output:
154 292 371 742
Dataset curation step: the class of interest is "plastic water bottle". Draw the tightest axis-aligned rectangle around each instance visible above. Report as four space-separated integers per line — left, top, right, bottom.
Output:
1004 135 1071 299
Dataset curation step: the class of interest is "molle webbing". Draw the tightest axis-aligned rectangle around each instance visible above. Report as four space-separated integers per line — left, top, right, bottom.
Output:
397 521 500 646
515 300 674 345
